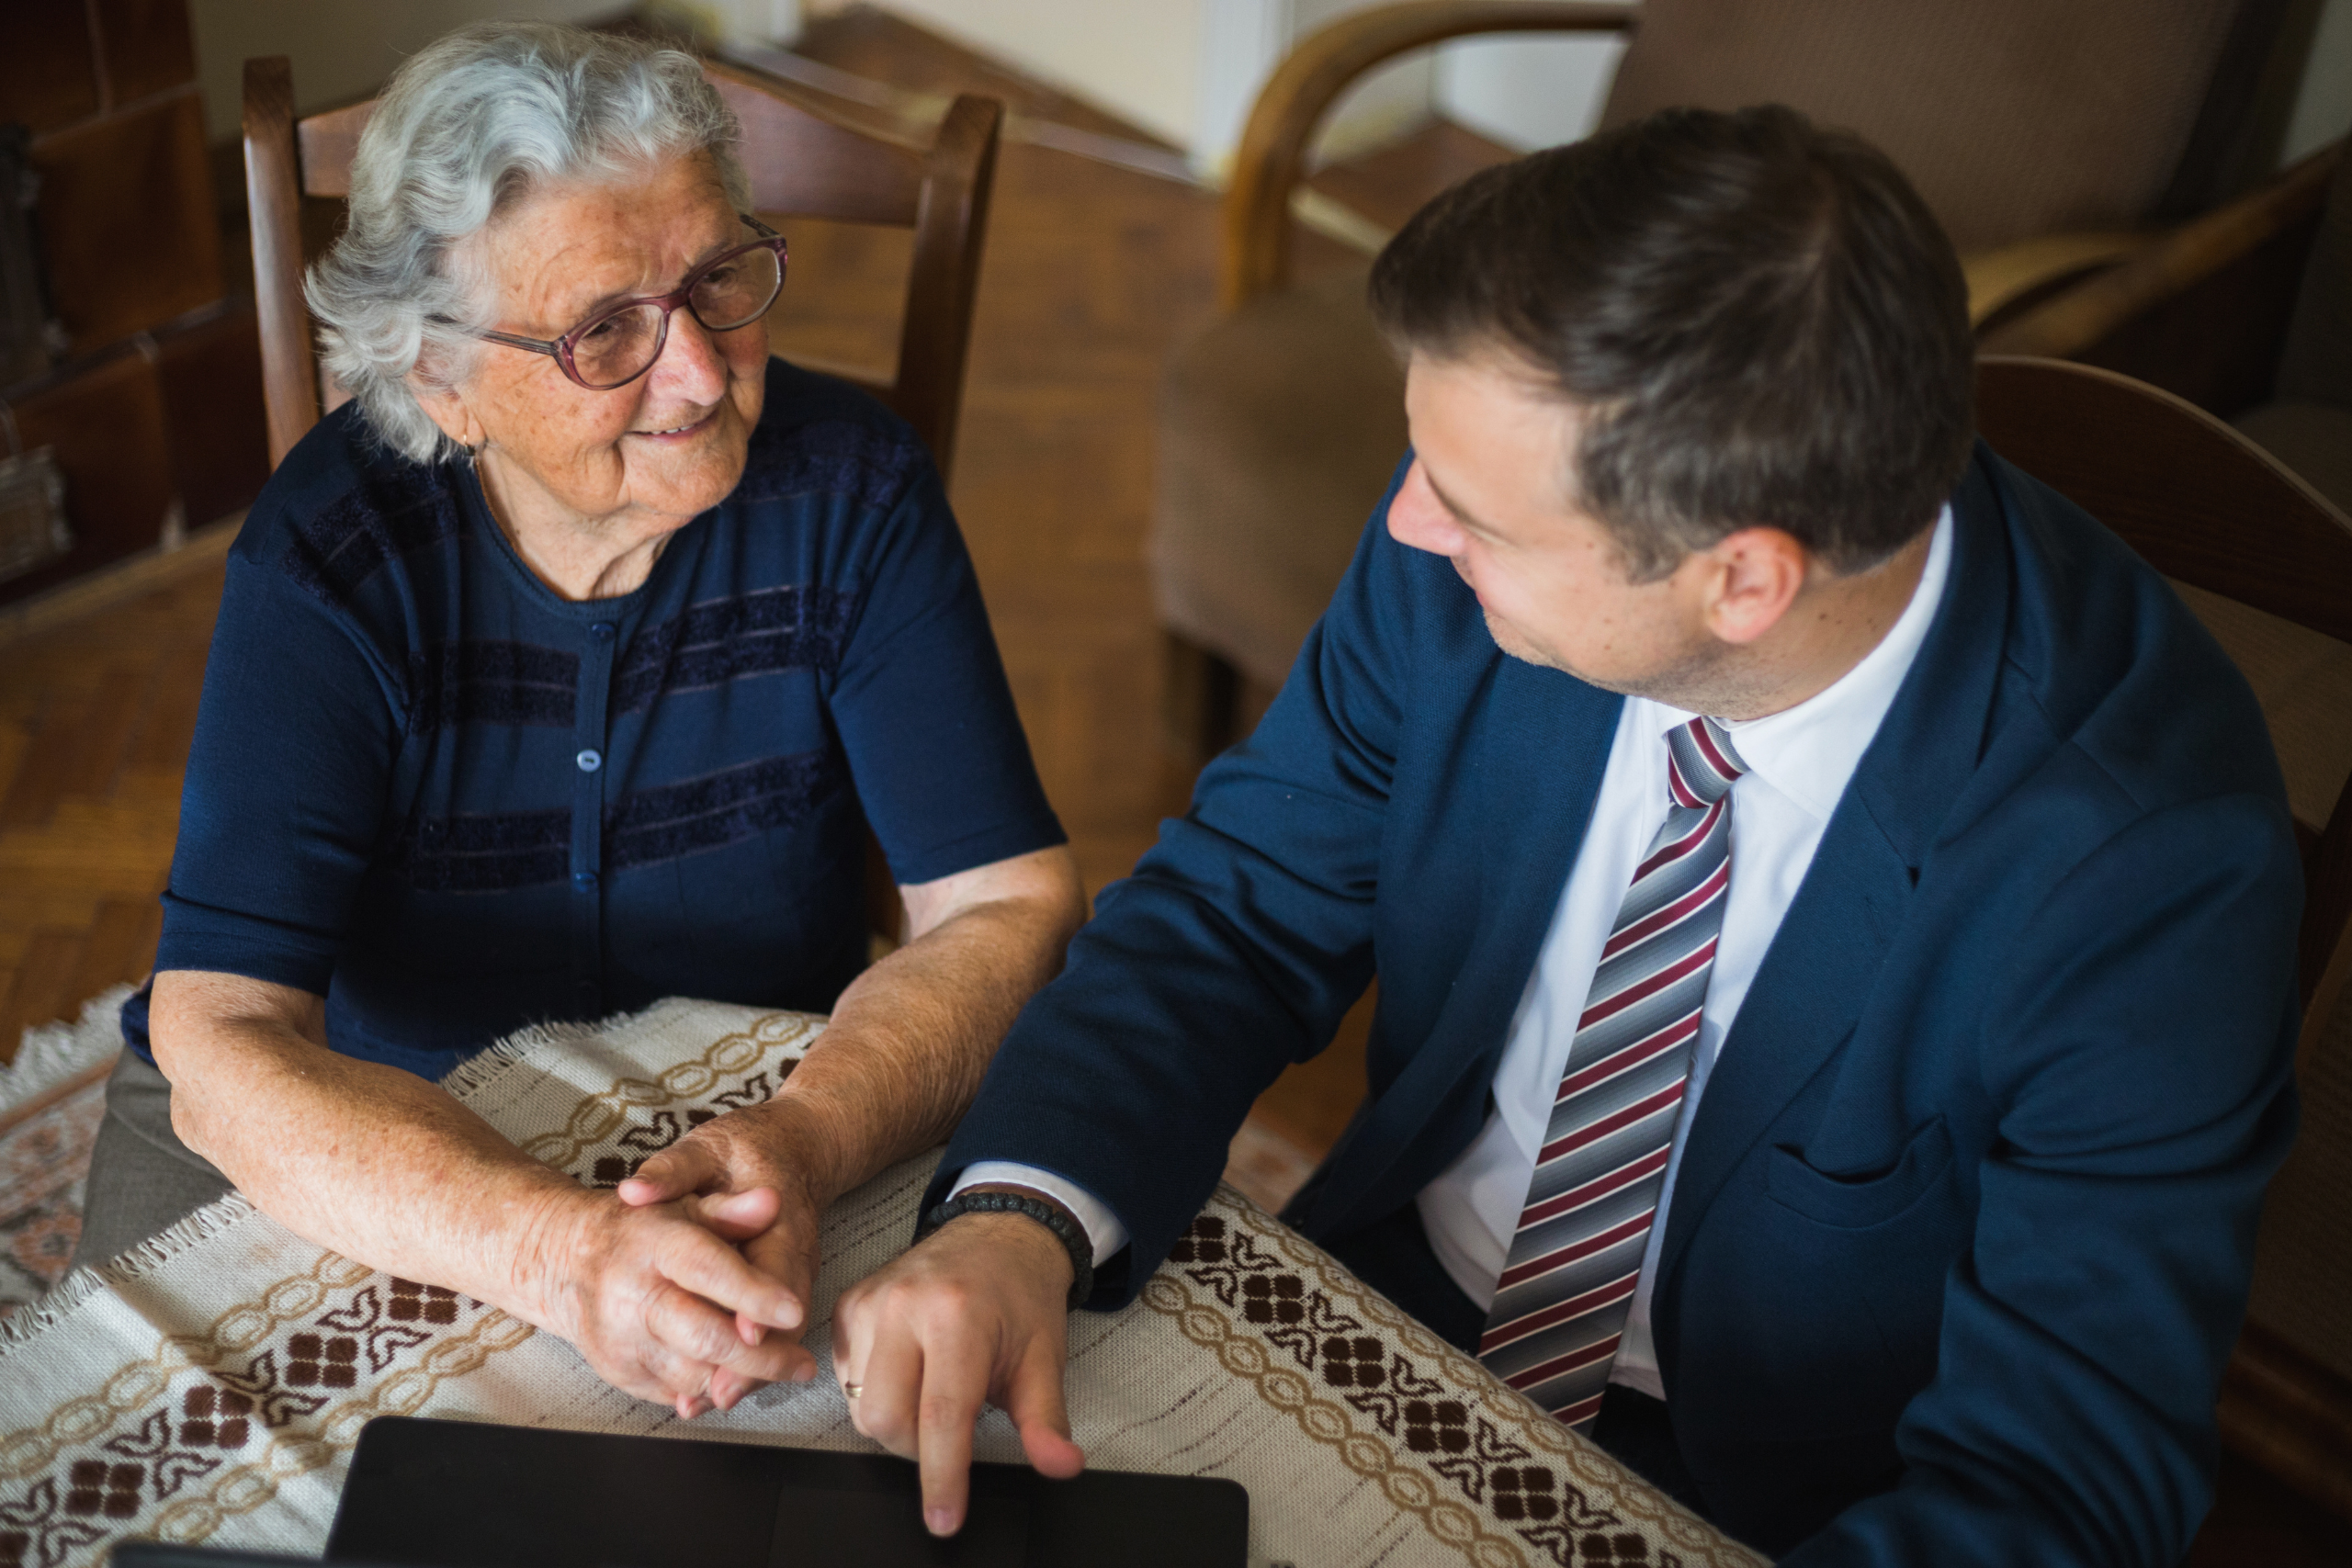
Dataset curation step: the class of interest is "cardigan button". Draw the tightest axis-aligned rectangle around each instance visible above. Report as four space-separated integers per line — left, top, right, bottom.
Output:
576 749 603 773
573 870 598 890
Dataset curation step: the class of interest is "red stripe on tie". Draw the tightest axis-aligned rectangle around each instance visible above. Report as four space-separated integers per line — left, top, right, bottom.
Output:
1552 1016 1698 1105
1516 1145 1673 1230
1632 799 1720 882
1601 858 1731 961
1494 1209 1657 1292
1537 1080 1687 1166
1691 721 1740 784
1504 1333 1623 1392
1552 1392 1607 1428
1577 942 1715 1032
1480 1270 1643 1354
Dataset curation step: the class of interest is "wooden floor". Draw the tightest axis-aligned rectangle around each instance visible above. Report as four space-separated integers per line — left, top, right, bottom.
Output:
0 548 222 1058
0 10 2343 1557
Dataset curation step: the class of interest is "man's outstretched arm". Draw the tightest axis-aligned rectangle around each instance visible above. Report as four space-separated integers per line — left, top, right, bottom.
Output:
831 1190 1086 1536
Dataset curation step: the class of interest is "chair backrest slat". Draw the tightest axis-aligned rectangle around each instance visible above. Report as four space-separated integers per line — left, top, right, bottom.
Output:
707 64 925 225
294 100 374 198
1976 356 2352 643
1976 354 2352 1000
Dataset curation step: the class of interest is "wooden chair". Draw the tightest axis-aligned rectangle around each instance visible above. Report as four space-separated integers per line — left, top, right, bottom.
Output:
1983 136 2349 510
242 52 1002 483
243 52 1004 945
1975 354 2352 1523
1157 0 2298 764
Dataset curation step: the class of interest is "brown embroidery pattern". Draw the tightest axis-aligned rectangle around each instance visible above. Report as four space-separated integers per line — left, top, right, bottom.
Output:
518 1011 817 1174
147 1304 532 1547
585 1069 785 1188
0 1251 376 1483
0 1274 522 1565
1148 1207 1762 1568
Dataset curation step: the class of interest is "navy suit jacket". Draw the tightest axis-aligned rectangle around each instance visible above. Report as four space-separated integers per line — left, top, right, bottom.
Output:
935 446 2302 1563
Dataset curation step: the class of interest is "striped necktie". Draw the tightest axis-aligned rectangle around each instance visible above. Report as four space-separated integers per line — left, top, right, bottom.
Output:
1478 715 1748 1431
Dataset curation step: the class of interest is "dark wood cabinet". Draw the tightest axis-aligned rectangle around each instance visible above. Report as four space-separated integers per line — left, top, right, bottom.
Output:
1 0 268 607
32 87 223 355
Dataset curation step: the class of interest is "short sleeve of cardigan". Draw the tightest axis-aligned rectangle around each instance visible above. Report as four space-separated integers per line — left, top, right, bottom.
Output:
826 458 1065 886
152 541 401 994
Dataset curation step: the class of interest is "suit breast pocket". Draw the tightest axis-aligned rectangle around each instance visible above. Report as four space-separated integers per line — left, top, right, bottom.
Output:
1766 1117 1956 1231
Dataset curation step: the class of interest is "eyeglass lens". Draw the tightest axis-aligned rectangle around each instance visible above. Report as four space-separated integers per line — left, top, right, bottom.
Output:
568 243 783 389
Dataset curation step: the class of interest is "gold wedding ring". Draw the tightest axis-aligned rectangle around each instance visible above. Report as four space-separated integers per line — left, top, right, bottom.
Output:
842 1382 863 1399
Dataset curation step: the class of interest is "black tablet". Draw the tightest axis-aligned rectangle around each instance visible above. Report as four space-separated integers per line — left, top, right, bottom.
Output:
320 1415 1248 1568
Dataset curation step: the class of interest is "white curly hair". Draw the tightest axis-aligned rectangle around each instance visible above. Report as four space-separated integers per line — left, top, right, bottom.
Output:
306 22 751 464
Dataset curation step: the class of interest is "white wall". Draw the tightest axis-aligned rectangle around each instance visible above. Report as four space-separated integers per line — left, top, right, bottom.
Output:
816 0 1210 149
1434 11 1631 154
2283 0 2352 164
806 0 1427 171
187 0 803 142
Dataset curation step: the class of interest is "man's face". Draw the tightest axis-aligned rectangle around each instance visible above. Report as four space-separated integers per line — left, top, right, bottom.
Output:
1387 351 1723 697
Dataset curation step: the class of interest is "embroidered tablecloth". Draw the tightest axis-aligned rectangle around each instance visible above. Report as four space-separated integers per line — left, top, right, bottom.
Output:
0 1000 1765 1568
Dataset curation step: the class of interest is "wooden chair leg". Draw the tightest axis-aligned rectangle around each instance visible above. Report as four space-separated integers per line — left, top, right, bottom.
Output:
2217 1323 2352 1523
1162 628 1239 771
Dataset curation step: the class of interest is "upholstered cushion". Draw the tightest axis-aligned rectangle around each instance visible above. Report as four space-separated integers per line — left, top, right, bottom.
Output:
1153 266 1407 687
2276 141 2352 409
2171 580 2352 831
2246 955 2352 1384
2233 400 2352 518
1600 0 2244 253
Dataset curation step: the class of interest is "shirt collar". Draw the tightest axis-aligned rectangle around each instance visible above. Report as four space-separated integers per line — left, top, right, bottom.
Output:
1639 505 1954 822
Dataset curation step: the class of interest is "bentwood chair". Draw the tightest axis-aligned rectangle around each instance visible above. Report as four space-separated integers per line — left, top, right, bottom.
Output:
1157 0 2300 764
1984 135 2350 514
1974 354 2352 1525
243 52 1005 943
242 53 1002 484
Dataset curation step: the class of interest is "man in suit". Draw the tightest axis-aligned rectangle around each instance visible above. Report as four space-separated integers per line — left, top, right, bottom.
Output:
828 106 2303 1563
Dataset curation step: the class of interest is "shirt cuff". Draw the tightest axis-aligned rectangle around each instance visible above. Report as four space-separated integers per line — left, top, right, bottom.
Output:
952 1161 1130 1266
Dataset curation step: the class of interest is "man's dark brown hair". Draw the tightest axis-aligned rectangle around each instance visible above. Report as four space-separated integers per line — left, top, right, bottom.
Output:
1367 104 1974 580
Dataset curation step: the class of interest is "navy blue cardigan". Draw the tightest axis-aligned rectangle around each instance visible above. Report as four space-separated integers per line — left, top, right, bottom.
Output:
133 359 1063 1079
936 446 2301 1563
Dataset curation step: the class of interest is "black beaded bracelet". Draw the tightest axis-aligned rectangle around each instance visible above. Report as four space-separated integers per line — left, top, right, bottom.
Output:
919 1190 1096 1309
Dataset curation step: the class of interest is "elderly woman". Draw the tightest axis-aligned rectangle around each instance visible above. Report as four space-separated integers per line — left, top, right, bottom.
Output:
74 23 1083 1418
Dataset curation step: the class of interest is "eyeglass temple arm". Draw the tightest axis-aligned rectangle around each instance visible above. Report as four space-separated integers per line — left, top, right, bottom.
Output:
477 328 562 355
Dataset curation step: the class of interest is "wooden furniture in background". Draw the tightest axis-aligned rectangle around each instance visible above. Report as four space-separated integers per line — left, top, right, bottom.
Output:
0 0 269 609
1974 354 2352 1525
1158 0 2299 765
1983 133 2349 533
242 53 1003 485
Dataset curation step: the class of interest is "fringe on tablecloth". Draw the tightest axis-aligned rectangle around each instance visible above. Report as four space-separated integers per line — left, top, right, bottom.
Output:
1 982 130 1117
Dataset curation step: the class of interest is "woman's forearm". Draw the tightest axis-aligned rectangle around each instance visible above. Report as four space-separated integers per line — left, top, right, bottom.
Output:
149 969 813 1412
760 845 1087 1206
149 969 588 1325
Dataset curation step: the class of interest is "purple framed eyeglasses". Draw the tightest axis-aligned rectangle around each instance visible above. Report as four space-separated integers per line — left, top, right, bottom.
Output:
467 214 788 390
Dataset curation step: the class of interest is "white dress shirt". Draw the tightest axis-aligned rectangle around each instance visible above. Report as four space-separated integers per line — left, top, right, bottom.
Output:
960 511 1954 1376
1416 509 1951 1396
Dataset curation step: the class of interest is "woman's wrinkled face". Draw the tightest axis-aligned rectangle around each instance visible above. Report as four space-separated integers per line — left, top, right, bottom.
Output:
434 152 768 533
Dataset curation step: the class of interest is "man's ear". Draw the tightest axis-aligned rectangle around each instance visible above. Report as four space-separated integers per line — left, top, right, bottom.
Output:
1702 527 1811 647
411 372 487 451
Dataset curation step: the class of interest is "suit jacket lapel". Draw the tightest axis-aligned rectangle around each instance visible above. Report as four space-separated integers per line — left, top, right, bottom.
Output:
1309 656 1622 1237
1657 453 2015 1289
